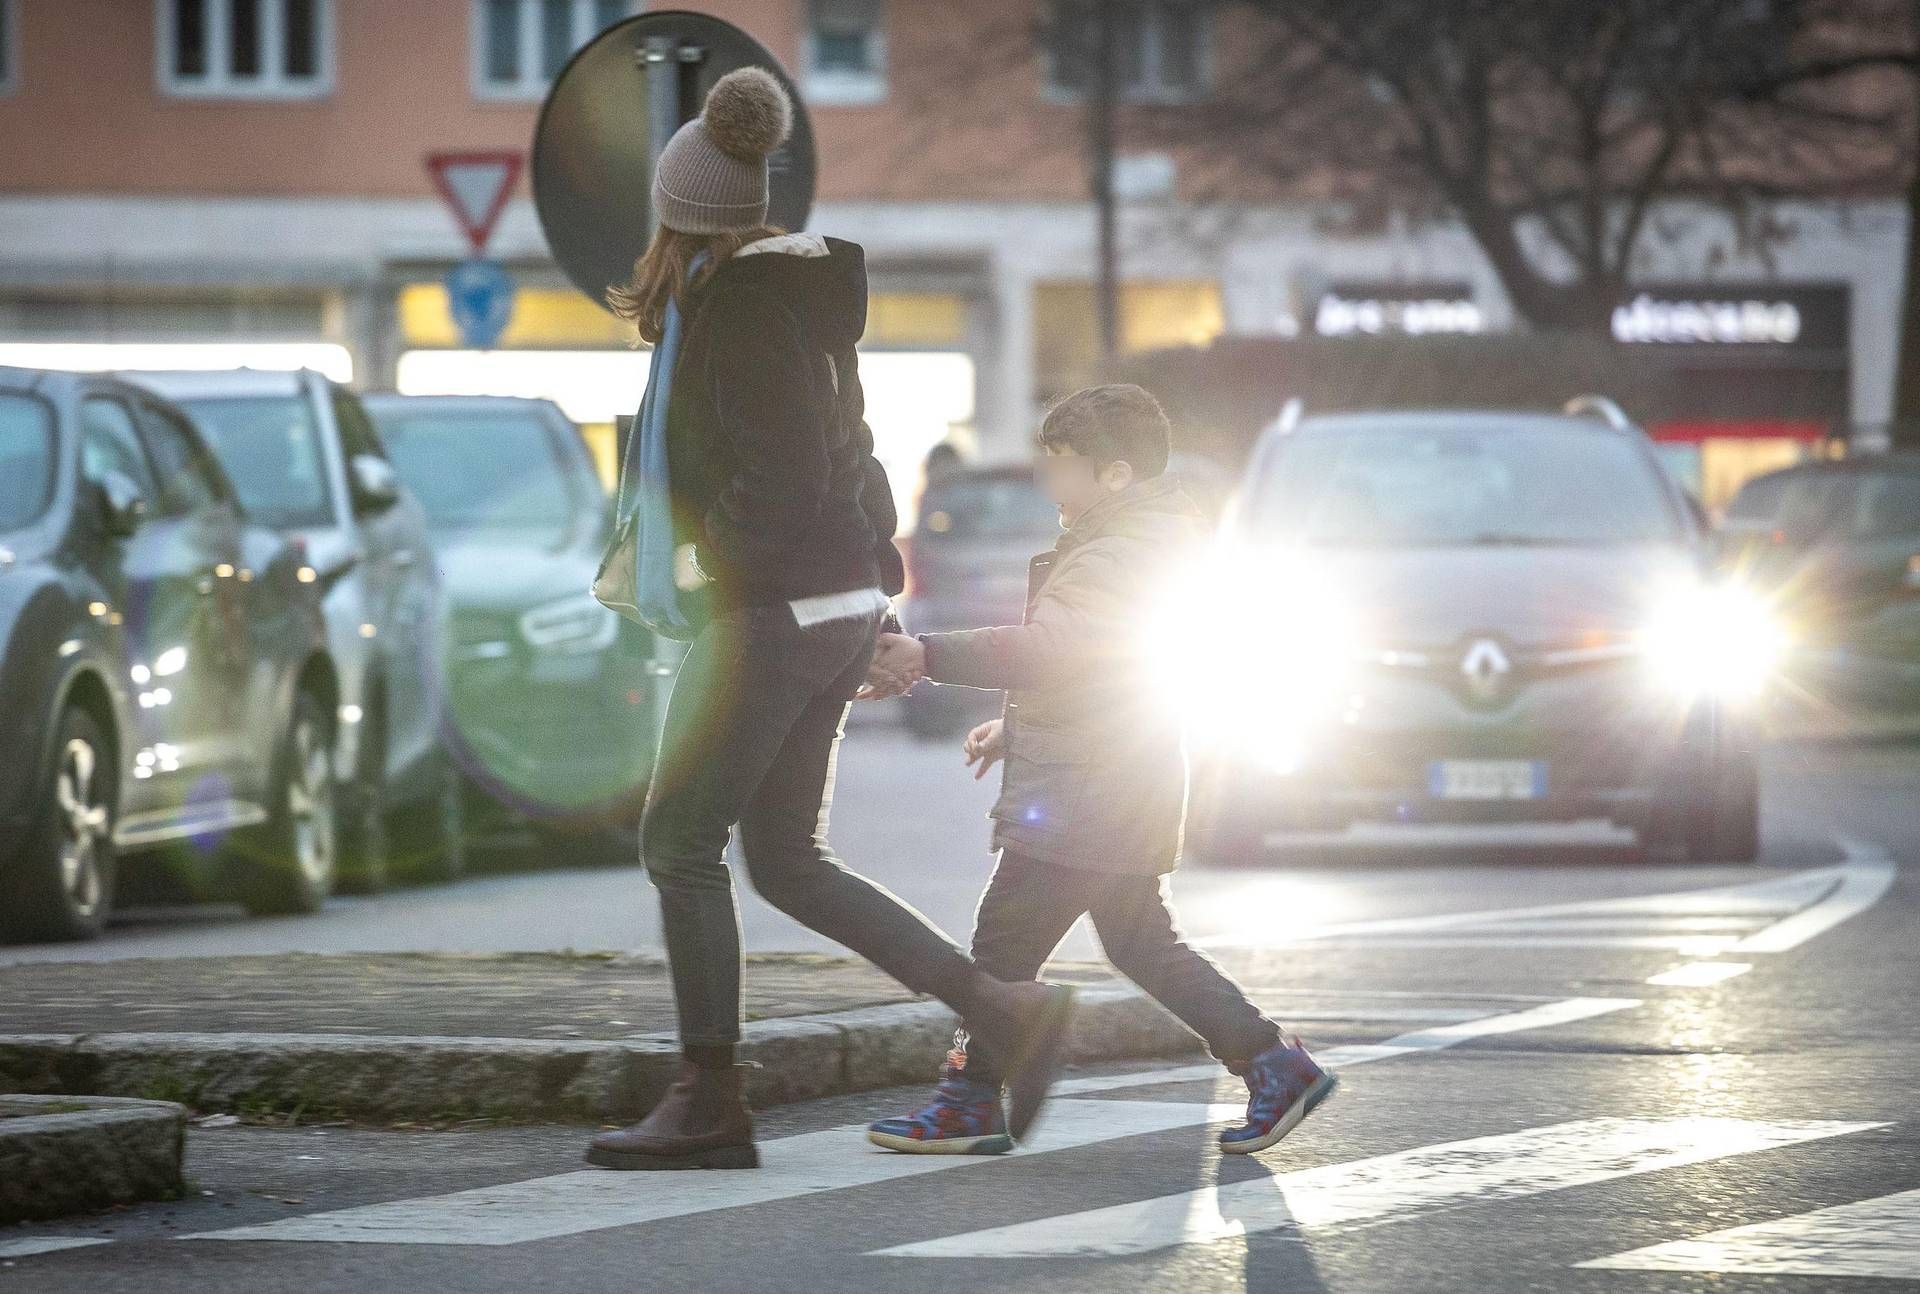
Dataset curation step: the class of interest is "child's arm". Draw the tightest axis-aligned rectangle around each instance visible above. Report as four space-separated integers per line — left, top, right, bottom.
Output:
920 548 1128 691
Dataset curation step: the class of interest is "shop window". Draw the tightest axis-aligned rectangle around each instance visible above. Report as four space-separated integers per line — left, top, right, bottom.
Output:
1033 279 1224 394
1046 1 1211 105
475 0 636 100
160 0 331 99
806 0 886 105
0 0 18 95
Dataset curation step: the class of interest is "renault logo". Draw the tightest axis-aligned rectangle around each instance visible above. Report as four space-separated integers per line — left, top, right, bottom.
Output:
1460 638 1512 701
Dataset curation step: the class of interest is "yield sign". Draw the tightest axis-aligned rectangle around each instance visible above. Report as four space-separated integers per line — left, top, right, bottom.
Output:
426 151 524 255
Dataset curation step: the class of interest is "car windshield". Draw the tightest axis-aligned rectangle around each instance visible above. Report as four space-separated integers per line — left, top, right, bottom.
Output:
179 395 333 529
1248 424 1682 546
919 475 1060 543
0 394 56 534
373 408 579 534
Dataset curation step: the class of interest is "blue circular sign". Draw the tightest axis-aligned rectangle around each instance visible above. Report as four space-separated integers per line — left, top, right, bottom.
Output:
445 259 516 349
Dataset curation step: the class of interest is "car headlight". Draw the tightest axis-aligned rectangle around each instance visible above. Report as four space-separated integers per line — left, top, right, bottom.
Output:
1142 544 1355 768
520 592 618 655
1641 579 1787 702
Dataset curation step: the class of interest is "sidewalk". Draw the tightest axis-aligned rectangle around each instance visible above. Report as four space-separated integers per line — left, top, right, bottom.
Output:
0 953 1197 1124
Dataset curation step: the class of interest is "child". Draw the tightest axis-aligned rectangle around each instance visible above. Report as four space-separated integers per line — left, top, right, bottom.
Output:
862 384 1334 1156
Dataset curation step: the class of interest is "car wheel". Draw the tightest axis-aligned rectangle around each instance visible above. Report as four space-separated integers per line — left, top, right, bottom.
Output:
230 689 338 915
1 706 117 943
1685 747 1761 864
393 753 468 883
334 706 390 895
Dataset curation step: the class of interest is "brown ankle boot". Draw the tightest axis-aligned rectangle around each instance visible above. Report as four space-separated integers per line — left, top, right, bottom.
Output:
585 1061 758 1170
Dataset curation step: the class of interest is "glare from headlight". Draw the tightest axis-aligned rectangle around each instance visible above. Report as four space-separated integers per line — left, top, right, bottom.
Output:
1142 544 1355 761
1642 580 1787 702
520 592 619 654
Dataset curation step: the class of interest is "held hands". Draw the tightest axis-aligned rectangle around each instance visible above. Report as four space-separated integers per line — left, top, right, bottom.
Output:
963 719 1006 781
854 632 928 701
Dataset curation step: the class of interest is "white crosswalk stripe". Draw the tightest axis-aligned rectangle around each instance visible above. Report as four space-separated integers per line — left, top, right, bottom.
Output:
1203 846 1893 957
184 996 1637 1249
870 1117 1887 1259
1577 1187 1920 1280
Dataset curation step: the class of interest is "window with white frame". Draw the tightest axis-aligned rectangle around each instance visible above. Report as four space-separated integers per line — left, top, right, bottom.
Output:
805 0 886 105
475 0 636 100
160 0 332 98
1047 1 1210 104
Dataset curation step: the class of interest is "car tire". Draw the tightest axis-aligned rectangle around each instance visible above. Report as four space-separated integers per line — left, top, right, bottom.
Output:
1 706 118 943
230 688 339 916
1685 748 1761 864
393 753 468 883
333 705 390 895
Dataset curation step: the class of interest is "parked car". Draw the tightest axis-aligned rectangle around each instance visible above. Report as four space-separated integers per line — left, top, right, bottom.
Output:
362 394 655 865
0 367 340 940
1721 453 1920 731
1186 398 1771 863
122 369 452 888
899 465 1064 738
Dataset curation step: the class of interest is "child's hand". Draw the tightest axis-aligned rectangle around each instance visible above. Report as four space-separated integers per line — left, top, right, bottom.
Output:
963 719 1007 781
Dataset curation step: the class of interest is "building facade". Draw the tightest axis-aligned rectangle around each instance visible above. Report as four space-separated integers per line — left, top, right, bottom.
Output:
0 0 1906 506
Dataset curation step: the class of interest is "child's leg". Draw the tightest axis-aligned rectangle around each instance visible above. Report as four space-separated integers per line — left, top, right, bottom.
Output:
1087 873 1283 1072
960 852 1097 1087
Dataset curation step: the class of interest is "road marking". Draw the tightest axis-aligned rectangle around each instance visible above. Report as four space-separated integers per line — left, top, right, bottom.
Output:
871 1117 1886 1259
0 1237 111 1259
1646 961 1752 987
182 995 1638 1249
1203 848 1893 959
1578 1186 1920 1279
1727 838 1894 953
1053 996 1640 1096
185 1099 1244 1247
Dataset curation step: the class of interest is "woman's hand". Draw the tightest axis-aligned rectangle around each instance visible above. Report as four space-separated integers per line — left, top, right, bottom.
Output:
673 543 709 592
855 633 926 701
963 719 1007 780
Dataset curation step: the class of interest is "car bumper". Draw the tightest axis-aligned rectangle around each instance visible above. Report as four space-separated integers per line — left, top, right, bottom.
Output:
1203 664 1749 834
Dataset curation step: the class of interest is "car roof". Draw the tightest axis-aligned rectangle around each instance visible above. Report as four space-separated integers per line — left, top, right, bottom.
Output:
0 365 183 404
359 393 564 417
116 368 310 401
1293 410 1635 438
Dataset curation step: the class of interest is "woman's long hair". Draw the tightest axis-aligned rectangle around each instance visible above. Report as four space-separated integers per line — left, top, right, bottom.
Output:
607 223 785 345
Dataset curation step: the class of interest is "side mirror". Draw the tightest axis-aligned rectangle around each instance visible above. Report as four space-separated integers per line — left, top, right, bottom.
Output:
348 454 402 514
96 471 148 536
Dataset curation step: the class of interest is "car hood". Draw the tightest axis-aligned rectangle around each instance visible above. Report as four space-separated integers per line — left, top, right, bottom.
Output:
433 527 603 611
1299 544 1702 650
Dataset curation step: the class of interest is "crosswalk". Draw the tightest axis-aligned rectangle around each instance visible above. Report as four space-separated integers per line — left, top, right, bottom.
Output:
1579 1187 1920 1279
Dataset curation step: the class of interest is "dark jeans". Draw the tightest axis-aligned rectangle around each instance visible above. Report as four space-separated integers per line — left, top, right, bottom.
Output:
963 852 1282 1084
642 602 976 1046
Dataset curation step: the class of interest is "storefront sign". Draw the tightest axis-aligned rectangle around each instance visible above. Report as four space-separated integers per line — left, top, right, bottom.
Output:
1610 284 1849 350
1313 282 1485 338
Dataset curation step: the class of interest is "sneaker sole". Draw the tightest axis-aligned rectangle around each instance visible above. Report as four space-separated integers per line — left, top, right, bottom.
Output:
584 1142 760 1170
1005 984 1078 1142
1219 1071 1338 1156
865 1129 1015 1156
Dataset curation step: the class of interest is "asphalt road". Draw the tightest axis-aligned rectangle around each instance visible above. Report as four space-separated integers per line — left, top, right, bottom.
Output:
3 726 1917 1290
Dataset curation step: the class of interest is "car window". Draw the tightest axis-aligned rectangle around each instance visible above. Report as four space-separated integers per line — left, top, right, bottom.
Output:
1725 472 1790 524
0 393 57 534
135 401 225 516
370 407 576 533
1851 472 1920 539
179 395 333 529
80 397 159 498
1773 474 1853 544
1250 424 1681 546
919 476 1061 543
331 387 388 462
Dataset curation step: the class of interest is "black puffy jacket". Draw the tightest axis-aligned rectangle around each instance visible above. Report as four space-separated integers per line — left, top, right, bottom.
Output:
660 233 904 625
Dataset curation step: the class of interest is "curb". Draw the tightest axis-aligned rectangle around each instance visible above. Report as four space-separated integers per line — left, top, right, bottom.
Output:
0 987 1203 1124
0 1094 187 1223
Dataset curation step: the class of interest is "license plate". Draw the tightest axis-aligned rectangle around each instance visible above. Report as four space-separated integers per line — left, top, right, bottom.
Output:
1429 760 1547 801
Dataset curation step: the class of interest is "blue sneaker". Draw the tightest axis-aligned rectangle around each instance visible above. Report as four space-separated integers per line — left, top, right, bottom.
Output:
1219 1036 1336 1155
867 1052 1014 1155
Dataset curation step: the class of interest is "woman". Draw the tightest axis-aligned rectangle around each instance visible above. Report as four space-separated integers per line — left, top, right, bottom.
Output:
585 69 1075 1171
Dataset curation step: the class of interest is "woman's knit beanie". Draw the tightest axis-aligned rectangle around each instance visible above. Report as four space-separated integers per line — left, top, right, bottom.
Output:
652 68 793 234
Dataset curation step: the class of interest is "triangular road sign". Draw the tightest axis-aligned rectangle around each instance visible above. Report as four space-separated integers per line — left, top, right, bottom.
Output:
426 151 525 255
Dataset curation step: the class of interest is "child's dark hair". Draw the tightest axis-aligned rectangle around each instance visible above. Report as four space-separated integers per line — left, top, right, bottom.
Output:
1038 384 1172 479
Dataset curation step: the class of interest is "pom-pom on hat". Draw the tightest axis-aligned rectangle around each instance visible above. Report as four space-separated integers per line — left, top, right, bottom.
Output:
652 68 794 234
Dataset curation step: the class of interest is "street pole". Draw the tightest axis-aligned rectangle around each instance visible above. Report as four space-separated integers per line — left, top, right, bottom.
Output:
1091 1 1119 363
1893 108 1920 451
